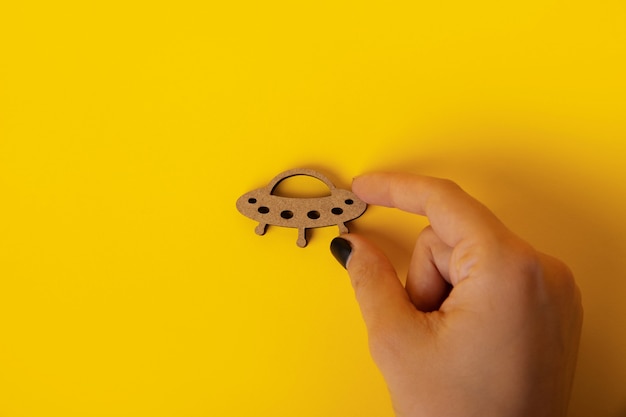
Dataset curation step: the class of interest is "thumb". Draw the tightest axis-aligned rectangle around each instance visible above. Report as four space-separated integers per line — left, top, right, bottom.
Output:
331 235 415 336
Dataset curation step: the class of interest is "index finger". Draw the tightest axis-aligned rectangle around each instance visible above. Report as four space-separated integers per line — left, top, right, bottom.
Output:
352 172 506 247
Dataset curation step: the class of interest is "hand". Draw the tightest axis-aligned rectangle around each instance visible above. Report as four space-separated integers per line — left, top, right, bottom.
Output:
330 173 583 417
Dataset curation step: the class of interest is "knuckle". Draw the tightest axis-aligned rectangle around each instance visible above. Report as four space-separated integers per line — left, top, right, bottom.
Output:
416 225 437 247
351 268 388 298
349 263 375 298
366 315 411 360
368 327 403 361
437 177 461 190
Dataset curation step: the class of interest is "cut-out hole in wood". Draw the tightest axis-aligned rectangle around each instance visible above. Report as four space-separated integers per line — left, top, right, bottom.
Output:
236 168 367 247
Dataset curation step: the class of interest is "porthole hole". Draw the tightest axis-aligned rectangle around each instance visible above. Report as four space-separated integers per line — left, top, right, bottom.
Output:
280 210 293 219
345 199 354 205
331 207 343 215
307 210 320 219
248 198 257 204
258 206 270 214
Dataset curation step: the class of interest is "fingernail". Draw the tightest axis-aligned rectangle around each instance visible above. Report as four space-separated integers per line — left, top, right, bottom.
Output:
330 237 352 269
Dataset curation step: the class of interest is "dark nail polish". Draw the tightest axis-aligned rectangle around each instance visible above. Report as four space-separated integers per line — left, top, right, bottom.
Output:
330 237 352 269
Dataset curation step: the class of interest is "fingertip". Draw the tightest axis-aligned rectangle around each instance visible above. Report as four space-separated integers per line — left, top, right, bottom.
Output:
351 172 389 204
338 233 398 285
351 174 365 195
336 233 417 338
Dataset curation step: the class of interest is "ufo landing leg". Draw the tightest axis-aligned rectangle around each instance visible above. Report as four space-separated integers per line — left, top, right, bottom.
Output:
297 228 308 248
255 223 268 236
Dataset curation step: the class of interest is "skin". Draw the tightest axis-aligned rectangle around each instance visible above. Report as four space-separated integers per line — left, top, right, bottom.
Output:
339 173 583 417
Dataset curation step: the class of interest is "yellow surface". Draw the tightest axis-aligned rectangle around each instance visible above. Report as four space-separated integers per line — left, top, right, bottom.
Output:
1 1 625 416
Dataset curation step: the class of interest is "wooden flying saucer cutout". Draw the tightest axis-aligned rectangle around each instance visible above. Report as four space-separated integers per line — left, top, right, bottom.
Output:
236 168 367 247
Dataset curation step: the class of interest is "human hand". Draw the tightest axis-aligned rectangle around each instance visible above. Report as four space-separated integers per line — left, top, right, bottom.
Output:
330 173 583 417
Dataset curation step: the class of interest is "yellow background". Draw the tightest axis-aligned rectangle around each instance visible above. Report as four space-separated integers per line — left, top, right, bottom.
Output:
1 1 625 416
